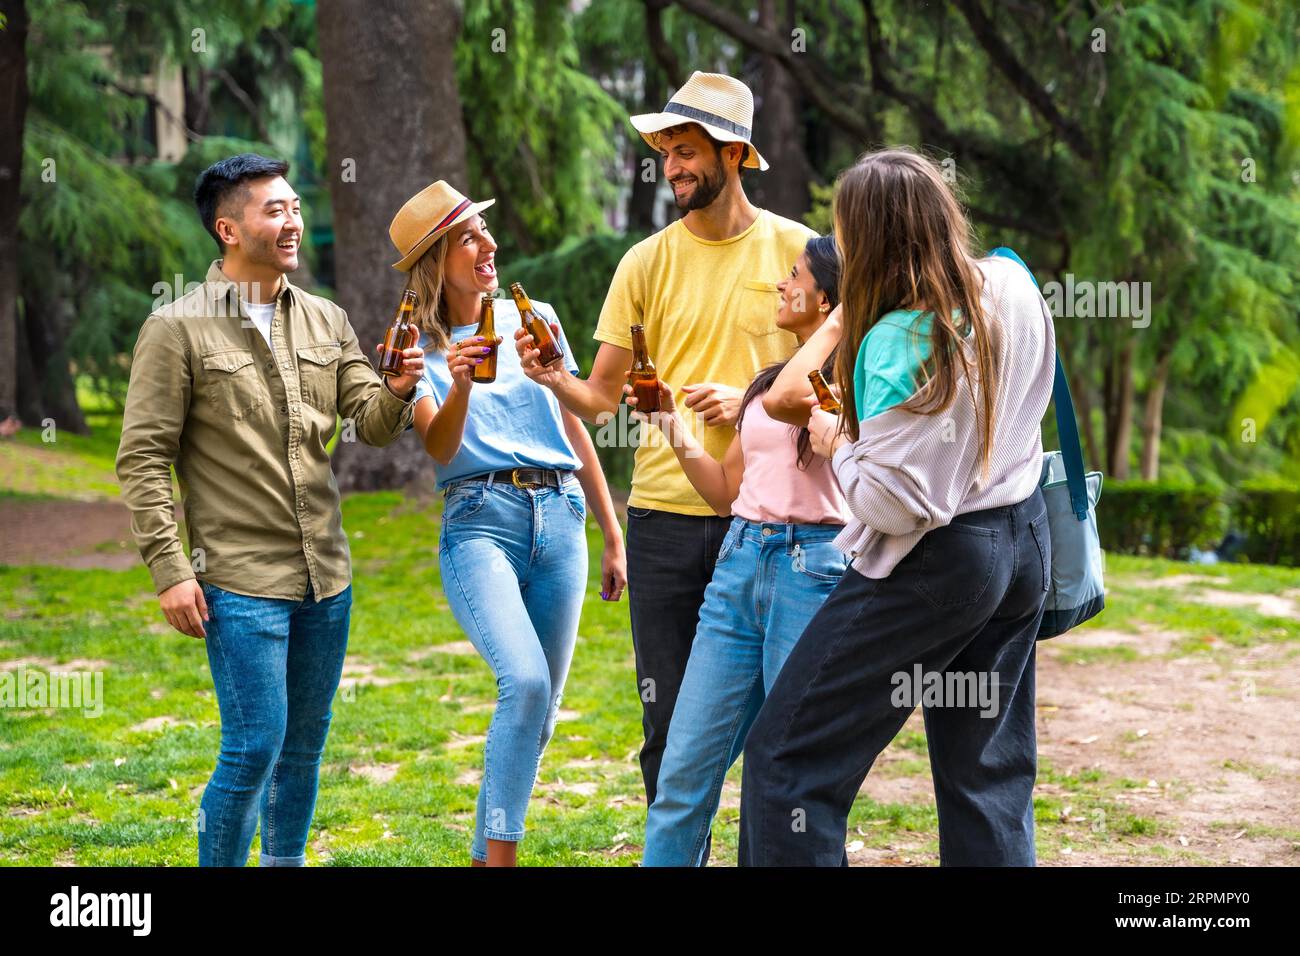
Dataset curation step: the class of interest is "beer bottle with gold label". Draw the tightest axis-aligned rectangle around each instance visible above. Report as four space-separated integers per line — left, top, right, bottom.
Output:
629 324 660 414
509 282 564 366
472 293 501 384
808 368 842 415
379 289 419 376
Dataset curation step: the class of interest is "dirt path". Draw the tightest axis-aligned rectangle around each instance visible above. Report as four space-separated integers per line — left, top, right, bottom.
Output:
1030 629 1300 865
848 627 1300 866
0 498 145 570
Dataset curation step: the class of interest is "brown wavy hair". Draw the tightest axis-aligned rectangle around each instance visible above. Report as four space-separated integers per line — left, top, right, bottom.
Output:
831 147 998 474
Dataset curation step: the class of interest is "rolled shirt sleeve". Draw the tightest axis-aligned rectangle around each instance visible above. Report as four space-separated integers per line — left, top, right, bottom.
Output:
333 309 415 446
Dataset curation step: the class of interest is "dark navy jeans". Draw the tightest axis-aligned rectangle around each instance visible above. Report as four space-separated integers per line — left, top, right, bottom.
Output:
197 582 351 867
738 488 1050 866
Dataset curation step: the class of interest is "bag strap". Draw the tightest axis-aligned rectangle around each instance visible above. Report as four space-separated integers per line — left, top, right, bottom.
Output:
988 247 1090 521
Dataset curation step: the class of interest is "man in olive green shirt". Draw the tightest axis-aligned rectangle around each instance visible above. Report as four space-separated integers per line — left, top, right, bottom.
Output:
115 154 422 866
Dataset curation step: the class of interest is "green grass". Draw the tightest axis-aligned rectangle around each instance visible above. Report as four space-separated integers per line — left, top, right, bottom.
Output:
7 489 1295 866
0 493 646 866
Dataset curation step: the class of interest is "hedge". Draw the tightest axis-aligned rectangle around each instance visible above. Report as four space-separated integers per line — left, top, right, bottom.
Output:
1099 479 1299 565
1234 480 1300 567
1096 481 1230 559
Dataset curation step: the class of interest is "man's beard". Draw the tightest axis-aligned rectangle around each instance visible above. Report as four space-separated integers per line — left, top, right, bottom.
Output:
672 156 726 211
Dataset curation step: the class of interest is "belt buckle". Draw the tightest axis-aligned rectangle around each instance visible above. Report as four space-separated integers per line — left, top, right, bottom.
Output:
511 468 538 490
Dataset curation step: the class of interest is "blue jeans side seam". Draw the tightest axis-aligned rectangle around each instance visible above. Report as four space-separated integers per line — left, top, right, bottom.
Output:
205 615 248 865
688 665 765 866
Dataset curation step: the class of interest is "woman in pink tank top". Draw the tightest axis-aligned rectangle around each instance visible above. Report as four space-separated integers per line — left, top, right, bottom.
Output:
625 235 850 866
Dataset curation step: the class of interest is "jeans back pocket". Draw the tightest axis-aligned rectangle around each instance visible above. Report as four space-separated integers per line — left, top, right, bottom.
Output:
1029 510 1051 592
913 522 1000 609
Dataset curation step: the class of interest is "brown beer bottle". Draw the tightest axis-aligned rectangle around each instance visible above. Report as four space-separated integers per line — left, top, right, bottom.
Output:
471 294 500 384
808 368 842 415
378 288 419 376
629 324 660 414
509 281 564 366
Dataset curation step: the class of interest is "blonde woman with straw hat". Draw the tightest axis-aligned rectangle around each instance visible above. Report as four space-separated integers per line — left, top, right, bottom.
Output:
390 180 627 867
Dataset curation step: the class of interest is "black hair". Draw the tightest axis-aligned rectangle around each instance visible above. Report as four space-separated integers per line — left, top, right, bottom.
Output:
735 233 842 469
193 153 291 251
802 234 841 309
702 129 752 179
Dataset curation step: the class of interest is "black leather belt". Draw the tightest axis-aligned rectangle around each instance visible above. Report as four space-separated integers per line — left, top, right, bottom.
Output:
463 468 570 489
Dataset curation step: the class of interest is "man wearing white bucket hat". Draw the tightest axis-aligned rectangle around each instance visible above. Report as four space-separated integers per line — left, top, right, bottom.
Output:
516 71 816 835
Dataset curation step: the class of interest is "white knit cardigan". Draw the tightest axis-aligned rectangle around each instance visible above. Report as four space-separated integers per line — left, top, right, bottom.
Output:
830 256 1057 578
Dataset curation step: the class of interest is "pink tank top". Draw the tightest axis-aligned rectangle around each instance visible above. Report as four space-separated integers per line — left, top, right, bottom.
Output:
731 395 850 526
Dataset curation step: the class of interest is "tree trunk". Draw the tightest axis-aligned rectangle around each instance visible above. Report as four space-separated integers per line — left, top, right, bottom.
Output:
1104 337 1135 479
15 261 87 433
183 65 211 137
1065 324 1101 469
1139 344 1172 480
317 0 468 491
0 0 29 423
626 60 665 234
747 0 812 220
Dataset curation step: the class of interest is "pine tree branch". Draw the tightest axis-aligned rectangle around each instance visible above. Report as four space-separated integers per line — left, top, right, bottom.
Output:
950 0 1094 161
214 67 269 143
667 0 876 142
106 79 202 144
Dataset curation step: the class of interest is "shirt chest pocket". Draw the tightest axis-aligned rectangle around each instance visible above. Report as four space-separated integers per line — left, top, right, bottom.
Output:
737 280 783 337
297 342 342 413
199 348 264 420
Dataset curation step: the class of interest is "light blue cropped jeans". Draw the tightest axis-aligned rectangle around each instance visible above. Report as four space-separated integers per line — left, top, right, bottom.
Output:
437 472 588 862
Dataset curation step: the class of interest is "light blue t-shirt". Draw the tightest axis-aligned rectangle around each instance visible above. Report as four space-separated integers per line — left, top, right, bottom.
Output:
413 297 582 489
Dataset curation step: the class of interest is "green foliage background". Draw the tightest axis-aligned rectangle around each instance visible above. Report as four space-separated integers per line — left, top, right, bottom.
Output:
13 0 1300 493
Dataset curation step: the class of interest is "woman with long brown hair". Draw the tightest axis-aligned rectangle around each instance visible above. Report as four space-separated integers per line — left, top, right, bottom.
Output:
746 147 1057 866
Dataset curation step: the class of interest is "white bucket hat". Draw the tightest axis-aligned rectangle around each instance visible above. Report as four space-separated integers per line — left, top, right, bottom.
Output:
630 71 769 171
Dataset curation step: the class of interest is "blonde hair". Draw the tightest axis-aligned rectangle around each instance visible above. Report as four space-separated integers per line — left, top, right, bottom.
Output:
407 233 453 353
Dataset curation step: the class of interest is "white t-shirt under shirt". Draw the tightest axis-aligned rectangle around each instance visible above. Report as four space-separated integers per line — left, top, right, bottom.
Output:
242 301 276 352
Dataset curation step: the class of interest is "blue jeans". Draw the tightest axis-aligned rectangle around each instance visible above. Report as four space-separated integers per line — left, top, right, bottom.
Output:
197 582 351 867
438 472 588 861
642 518 847 866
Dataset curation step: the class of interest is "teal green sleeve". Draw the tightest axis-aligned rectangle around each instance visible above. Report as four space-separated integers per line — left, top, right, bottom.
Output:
853 311 932 421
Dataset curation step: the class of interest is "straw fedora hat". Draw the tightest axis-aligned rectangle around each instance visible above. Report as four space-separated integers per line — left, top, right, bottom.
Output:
389 181 495 272
630 71 768 171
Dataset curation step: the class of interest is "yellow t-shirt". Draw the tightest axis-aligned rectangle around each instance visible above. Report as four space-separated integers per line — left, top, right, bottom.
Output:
594 209 817 515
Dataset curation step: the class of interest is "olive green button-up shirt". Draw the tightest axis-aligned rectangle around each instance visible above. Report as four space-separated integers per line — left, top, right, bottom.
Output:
115 260 415 601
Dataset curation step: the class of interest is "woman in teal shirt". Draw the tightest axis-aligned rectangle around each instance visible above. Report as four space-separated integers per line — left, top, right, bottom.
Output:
754 147 1056 866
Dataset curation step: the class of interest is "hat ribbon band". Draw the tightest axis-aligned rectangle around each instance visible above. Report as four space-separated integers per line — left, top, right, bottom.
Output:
433 197 474 234
661 101 751 140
